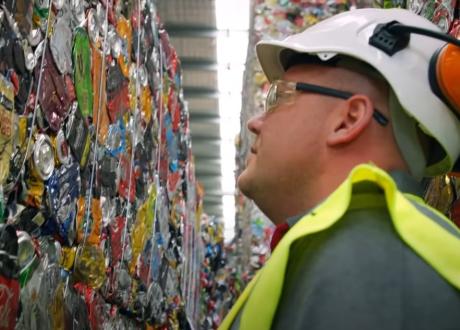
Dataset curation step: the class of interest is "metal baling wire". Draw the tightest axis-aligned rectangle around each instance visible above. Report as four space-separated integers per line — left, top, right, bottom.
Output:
120 0 142 264
79 0 110 252
14 0 53 185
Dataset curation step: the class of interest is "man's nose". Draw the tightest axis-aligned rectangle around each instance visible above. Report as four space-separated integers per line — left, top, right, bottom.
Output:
247 113 264 135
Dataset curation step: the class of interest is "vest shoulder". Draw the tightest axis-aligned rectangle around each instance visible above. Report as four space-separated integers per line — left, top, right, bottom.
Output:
288 206 460 294
275 208 460 330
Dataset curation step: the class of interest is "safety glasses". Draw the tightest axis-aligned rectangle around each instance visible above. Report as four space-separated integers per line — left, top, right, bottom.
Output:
265 80 389 126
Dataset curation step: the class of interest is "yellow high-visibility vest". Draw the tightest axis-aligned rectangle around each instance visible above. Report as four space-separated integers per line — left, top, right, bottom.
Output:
220 164 460 330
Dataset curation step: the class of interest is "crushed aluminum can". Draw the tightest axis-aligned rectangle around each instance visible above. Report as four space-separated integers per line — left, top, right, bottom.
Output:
11 0 34 38
72 27 93 118
108 26 123 60
32 133 55 181
91 45 110 143
118 154 136 203
16 230 39 285
449 19 460 37
55 162 79 244
0 74 15 185
140 85 153 125
27 28 42 47
73 244 107 289
59 246 76 271
36 46 72 132
431 0 456 33
88 198 103 246
86 8 100 45
23 41 36 72
408 0 426 14
50 13 72 74
54 129 71 166
109 216 125 266
45 170 60 217
65 102 90 169
12 205 45 238
106 61 130 123
52 0 65 11
146 282 163 321
0 274 20 329
95 3 108 43
70 0 87 27
99 154 117 196
116 16 132 78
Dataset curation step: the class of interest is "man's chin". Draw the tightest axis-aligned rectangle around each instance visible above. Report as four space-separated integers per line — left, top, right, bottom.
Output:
237 171 255 199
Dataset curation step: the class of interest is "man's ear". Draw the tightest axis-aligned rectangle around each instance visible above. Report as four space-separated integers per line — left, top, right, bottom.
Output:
326 94 374 146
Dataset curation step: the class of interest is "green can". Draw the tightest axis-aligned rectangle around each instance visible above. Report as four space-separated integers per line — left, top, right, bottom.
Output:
73 27 94 118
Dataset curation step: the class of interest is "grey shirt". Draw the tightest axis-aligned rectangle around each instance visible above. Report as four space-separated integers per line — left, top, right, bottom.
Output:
231 172 460 329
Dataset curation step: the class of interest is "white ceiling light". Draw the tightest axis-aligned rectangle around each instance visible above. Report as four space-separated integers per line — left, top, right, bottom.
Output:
215 0 249 242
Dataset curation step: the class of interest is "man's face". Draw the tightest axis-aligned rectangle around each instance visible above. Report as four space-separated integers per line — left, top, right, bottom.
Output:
237 64 338 214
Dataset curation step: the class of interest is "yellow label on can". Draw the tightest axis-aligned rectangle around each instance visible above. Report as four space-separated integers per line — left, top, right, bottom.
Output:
60 246 77 271
0 74 15 184
74 244 106 289
23 175 44 207
116 17 132 78
79 132 91 169
141 86 153 125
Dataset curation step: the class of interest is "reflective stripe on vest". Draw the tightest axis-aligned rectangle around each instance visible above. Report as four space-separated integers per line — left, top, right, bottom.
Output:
219 164 460 330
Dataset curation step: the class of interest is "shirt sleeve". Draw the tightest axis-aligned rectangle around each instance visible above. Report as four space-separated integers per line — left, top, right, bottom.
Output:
271 207 460 330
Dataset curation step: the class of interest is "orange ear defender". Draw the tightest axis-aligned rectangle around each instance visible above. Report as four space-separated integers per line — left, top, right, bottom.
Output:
429 43 460 171
429 43 460 120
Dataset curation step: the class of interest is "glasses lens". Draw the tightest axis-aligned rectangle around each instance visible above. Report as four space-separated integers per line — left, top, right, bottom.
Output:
265 81 298 113
265 83 278 113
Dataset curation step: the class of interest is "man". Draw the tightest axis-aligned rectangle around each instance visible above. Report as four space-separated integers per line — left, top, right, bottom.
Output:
220 8 460 330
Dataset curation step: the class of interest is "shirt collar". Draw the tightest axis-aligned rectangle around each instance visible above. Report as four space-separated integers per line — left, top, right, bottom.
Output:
285 170 423 229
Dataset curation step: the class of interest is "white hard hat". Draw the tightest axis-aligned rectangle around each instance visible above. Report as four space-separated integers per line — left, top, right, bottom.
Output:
256 8 460 177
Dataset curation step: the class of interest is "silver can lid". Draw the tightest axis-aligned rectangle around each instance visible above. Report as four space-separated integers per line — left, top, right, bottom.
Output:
33 134 55 180
17 231 37 271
